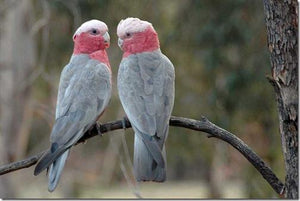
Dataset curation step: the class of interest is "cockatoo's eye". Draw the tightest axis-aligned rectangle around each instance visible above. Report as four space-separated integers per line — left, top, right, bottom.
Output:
90 28 100 35
125 32 131 37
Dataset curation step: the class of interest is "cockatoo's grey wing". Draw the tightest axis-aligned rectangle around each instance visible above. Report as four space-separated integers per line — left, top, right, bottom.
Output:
34 58 111 176
55 55 90 118
51 59 111 145
149 53 175 146
118 51 175 167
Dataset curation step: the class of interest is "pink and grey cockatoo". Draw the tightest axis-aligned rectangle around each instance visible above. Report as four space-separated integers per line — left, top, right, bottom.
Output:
34 19 112 192
117 17 175 182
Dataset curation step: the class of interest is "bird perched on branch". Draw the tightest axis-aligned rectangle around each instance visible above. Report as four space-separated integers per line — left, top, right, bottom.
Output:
117 17 175 182
34 19 112 192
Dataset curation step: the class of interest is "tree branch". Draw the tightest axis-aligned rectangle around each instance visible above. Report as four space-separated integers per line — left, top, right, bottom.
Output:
0 116 285 195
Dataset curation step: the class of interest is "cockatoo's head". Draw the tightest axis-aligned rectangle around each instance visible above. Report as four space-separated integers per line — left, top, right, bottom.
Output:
73 19 110 54
117 17 160 56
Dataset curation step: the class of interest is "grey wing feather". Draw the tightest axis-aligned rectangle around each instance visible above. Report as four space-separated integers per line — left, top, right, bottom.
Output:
51 60 111 145
118 51 175 170
34 57 111 176
118 51 174 181
135 129 165 168
118 51 174 141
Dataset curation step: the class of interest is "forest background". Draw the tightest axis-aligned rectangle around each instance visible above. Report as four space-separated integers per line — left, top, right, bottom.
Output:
0 0 285 198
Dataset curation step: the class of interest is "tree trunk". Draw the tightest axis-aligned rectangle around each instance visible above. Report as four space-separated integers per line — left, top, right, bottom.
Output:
0 0 36 197
0 0 36 161
263 0 298 198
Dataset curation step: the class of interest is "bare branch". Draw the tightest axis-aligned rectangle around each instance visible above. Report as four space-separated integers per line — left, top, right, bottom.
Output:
0 152 44 175
0 116 285 195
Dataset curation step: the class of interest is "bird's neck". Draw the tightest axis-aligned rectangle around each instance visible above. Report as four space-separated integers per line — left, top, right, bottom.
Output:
89 50 111 70
123 27 160 58
73 49 111 71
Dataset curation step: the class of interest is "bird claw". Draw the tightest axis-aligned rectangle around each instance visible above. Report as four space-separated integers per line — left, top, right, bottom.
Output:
122 117 127 129
95 122 102 136
88 122 102 137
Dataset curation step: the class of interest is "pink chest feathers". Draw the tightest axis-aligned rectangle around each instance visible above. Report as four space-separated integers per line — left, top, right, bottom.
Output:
90 50 111 70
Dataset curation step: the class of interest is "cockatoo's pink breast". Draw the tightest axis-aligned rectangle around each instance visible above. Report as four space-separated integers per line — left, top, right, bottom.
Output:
90 50 111 70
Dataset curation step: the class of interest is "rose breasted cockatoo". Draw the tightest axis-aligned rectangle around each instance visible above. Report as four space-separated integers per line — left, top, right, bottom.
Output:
34 19 112 192
117 17 175 182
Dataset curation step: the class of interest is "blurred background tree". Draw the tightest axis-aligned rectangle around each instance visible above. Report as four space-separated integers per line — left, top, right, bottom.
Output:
0 0 285 198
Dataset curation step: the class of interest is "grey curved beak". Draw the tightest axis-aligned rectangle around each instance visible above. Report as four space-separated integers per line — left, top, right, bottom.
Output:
103 32 110 46
118 38 123 49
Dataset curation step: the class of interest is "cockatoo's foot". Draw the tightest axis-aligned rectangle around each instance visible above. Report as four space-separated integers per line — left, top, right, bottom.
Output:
95 122 102 136
88 122 102 137
122 117 128 129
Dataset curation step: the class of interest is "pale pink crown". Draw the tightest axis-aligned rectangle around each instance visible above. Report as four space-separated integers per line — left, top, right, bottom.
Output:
117 17 153 37
73 19 108 38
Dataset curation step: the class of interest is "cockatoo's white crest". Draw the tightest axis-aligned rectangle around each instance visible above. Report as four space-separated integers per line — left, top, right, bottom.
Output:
117 17 153 37
73 19 108 38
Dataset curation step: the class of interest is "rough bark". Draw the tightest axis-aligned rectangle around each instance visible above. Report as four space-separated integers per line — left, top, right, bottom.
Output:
263 0 298 198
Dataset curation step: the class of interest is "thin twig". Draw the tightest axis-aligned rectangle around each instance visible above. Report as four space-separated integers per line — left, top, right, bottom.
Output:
119 130 142 198
0 116 285 196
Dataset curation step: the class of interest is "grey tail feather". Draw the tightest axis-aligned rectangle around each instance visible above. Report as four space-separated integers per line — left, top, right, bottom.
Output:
133 132 166 182
138 132 165 168
34 144 67 176
34 150 51 176
48 150 70 192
